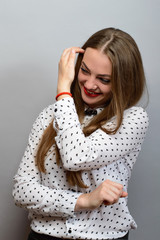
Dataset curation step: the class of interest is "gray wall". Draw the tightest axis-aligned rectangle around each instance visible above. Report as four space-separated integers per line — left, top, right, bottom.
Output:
0 0 159 239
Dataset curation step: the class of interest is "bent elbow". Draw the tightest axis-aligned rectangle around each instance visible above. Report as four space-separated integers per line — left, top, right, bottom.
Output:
62 161 81 171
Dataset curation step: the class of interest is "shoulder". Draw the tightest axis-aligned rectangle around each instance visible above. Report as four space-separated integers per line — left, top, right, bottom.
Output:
121 106 149 135
123 106 149 124
105 106 149 129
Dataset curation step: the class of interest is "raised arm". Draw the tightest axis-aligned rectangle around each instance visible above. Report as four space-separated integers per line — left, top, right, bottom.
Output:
53 98 149 171
54 47 149 172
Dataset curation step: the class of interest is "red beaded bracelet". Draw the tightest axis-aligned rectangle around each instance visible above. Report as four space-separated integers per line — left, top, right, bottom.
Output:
56 92 72 101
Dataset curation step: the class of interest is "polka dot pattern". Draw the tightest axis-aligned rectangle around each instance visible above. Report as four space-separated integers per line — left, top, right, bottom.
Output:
13 97 149 239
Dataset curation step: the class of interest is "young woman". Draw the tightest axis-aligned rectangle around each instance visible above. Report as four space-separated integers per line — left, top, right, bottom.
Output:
13 28 149 240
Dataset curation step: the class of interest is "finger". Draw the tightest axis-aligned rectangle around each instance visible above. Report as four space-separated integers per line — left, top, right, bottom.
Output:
109 185 123 197
65 47 84 56
121 191 128 198
70 47 85 53
109 182 127 198
69 49 76 61
103 182 119 193
61 48 71 58
67 48 84 61
102 180 122 197
59 49 71 65
62 47 84 56
104 190 119 204
62 49 76 68
108 180 124 191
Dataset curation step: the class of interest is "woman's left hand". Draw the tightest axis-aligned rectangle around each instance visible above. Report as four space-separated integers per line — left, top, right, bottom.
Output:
57 47 85 95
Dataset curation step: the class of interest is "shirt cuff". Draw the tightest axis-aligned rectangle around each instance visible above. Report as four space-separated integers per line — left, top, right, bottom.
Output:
55 191 82 217
53 97 81 135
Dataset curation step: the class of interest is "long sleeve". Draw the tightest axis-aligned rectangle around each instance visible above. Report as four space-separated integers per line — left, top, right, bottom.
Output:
53 98 149 172
13 100 148 239
12 106 82 218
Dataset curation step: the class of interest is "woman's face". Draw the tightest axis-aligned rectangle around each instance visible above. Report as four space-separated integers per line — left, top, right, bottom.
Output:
78 48 112 109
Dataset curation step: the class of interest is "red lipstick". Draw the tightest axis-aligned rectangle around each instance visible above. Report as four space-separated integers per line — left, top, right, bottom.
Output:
84 87 101 97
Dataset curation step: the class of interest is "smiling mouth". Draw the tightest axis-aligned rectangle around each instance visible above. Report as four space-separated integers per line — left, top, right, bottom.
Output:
83 87 102 97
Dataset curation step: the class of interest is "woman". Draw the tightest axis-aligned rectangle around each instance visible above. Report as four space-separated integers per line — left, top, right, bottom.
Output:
13 28 149 240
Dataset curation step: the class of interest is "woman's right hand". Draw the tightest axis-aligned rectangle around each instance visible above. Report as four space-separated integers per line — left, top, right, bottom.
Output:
57 47 84 95
75 179 128 211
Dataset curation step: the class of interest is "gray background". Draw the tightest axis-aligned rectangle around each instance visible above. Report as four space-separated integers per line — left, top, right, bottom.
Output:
0 0 159 239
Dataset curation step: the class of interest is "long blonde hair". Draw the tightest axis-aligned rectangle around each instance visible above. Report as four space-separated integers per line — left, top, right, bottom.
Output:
36 28 146 188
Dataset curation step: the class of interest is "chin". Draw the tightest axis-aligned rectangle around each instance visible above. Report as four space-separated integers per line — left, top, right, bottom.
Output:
82 97 101 109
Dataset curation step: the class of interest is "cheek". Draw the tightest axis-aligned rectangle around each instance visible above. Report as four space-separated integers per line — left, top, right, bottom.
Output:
78 72 85 86
102 84 112 94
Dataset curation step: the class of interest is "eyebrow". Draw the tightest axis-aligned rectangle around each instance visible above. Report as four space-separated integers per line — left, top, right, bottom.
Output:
82 61 111 78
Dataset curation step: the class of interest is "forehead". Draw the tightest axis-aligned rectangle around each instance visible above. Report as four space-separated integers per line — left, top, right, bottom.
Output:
82 48 112 75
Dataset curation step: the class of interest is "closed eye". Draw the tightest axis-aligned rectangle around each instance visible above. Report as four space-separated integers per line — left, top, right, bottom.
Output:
81 67 89 74
81 65 111 84
98 77 111 84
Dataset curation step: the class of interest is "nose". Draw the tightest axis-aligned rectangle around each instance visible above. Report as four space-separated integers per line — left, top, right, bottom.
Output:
84 76 97 91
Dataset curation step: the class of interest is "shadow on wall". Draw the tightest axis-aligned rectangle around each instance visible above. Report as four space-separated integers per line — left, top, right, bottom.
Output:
3 202 30 240
14 210 30 240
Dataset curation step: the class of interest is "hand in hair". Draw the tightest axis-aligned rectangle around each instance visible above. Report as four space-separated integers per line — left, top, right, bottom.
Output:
57 47 84 99
74 179 128 211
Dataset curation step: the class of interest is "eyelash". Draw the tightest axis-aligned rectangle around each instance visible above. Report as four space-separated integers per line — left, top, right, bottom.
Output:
80 67 110 84
98 78 110 84
81 67 88 74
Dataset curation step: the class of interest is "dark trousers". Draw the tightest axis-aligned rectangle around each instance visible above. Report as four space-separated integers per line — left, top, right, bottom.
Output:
28 230 129 240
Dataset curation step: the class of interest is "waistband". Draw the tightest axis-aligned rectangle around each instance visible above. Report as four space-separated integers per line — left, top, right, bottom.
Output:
28 230 129 240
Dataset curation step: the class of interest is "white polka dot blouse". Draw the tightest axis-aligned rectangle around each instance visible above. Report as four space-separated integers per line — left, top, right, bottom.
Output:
13 97 149 239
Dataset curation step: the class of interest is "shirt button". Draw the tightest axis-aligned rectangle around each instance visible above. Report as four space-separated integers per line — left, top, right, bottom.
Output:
68 229 72 233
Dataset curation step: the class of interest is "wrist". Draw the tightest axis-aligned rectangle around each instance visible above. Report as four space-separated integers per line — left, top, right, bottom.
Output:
57 88 71 95
74 193 90 212
57 81 71 95
56 92 72 101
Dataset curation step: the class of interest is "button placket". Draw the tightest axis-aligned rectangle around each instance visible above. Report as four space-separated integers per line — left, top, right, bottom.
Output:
66 217 76 237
